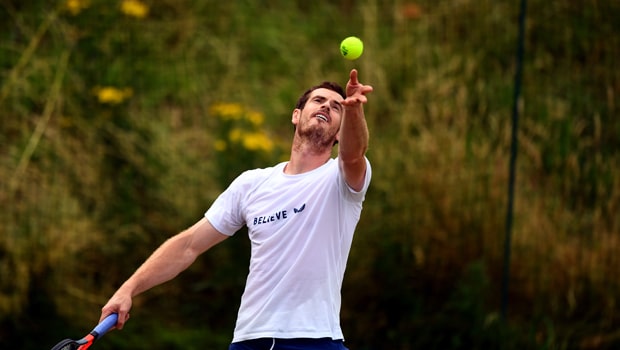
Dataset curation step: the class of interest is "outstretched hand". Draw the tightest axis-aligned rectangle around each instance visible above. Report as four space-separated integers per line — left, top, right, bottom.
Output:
342 69 373 107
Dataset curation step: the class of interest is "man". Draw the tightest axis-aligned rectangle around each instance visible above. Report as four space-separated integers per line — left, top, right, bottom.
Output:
99 69 373 350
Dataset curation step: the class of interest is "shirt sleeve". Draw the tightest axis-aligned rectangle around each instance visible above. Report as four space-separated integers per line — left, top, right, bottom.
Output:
204 175 248 236
340 156 372 202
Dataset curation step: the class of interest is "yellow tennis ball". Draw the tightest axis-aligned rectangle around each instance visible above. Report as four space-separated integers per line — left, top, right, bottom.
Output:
340 36 364 60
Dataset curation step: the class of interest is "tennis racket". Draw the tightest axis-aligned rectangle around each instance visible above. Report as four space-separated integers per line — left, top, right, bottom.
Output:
50 313 118 350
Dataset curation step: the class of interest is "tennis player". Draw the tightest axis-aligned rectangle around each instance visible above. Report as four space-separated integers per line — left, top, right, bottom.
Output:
100 69 373 350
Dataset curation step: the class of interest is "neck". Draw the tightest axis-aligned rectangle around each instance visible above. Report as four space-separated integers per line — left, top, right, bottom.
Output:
284 137 333 174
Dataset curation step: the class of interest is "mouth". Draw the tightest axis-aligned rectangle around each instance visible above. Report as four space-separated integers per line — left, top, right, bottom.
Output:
314 112 329 122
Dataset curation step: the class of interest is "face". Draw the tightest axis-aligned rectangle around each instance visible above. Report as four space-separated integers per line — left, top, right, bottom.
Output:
292 88 344 149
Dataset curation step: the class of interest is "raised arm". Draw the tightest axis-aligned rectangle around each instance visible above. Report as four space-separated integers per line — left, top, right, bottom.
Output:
99 217 228 329
338 69 373 191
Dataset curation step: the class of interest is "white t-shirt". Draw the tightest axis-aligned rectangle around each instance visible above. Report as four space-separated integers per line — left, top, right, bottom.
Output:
205 157 372 342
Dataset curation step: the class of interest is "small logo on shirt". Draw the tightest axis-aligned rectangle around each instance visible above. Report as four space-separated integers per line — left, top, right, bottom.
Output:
293 203 306 213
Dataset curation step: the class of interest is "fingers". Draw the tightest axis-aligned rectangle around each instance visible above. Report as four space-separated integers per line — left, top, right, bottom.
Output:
342 94 368 106
100 309 121 330
108 309 130 330
117 311 131 329
343 69 373 107
349 69 359 85
346 68 373 94
342 88 372 106
100 296 133 330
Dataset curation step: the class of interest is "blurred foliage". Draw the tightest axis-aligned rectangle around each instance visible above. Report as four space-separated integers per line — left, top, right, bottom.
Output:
1 0 619 349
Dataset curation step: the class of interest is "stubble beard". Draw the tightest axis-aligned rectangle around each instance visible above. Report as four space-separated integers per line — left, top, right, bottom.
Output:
295 123 337 154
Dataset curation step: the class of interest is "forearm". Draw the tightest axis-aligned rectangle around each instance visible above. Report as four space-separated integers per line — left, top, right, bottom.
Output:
100 218 227 328
339 105 369 162
116 232 197 297
116 218 226 298
338 105 369 192
338 69 373 191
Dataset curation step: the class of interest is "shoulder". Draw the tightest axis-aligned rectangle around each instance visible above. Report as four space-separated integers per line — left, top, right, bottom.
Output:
229 162 286 189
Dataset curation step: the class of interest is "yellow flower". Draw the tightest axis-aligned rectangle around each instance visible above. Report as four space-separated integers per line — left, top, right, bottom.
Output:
228 128 244 143
214 139 227 152
94 86 133 104
227 129 274 153
246 111 265 126
210 103 244 120
120 0 149 19
242 131 274 152
65 0 89 15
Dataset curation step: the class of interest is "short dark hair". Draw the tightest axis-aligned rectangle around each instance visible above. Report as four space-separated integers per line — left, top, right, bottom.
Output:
295 81 345 110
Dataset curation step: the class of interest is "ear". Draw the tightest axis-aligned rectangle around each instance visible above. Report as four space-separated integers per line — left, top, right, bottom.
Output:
292 108 301 126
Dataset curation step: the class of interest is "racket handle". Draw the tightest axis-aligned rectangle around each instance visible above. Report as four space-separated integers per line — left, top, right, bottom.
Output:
92 313 118 337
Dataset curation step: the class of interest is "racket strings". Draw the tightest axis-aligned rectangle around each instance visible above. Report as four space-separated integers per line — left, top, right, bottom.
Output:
51 339 79 350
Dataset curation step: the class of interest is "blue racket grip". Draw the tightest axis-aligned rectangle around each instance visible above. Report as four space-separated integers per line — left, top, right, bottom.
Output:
92 313 118 337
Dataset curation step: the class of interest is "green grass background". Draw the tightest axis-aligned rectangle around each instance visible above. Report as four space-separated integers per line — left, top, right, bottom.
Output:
1 0 619 349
